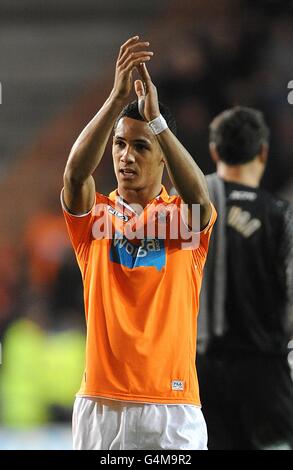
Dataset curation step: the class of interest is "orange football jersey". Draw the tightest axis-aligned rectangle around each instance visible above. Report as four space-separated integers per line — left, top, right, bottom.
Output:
62 186 216 405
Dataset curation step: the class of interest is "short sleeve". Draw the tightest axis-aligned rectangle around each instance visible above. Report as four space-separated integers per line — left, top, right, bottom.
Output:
170 197 217 252
60 188 96 257
199 203 217 253
192 203 217 272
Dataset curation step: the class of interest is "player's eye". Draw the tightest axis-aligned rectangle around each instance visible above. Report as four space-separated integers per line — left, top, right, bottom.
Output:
115 140 125 148
135 143 147 151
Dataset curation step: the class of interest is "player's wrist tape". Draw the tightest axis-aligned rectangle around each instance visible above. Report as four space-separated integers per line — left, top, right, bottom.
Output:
148 114 168 135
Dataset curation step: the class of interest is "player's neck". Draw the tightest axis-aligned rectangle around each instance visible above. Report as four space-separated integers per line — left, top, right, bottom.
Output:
117 182 163 213
217 161 262 188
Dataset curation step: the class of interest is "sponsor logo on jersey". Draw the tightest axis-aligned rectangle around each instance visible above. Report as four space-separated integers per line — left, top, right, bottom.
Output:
110 232 166 271
229 190 257 201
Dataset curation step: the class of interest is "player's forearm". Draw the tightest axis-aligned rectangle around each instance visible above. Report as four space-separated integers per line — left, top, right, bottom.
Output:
64 92 125 183
157 129 210 207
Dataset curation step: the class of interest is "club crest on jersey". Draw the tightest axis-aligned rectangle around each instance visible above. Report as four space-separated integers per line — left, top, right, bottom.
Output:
107 205 129 222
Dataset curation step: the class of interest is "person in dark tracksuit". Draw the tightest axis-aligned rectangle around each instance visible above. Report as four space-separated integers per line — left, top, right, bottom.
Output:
197 106 293 450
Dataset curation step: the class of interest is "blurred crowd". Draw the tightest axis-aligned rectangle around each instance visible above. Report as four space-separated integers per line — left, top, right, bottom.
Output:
0 0 292 428
0 208 85 426
153 1 293 196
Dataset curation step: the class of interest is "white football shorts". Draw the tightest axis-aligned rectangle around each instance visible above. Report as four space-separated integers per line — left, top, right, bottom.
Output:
72 396 208 450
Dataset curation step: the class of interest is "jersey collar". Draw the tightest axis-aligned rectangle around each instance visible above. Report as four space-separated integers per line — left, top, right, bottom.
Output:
108 185 170 206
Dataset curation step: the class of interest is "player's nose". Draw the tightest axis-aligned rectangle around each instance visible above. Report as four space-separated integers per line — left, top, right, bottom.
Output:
121 147 135 163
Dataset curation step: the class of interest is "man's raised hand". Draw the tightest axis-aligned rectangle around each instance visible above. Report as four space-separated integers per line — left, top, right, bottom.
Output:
112 36 153 101
135 62 160 122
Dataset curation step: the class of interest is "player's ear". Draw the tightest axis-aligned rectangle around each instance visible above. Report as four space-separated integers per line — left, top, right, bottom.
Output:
209 142 219 164
158 145 165 164
259 143 268 165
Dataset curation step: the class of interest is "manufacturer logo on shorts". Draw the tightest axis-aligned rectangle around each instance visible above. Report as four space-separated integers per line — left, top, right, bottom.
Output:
171 380 184 391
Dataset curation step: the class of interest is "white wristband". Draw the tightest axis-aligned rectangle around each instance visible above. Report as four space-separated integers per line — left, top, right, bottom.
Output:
148 114 168 135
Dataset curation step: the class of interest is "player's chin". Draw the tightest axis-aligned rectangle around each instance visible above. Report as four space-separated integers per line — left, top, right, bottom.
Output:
119 181 140 191
117 173 141 188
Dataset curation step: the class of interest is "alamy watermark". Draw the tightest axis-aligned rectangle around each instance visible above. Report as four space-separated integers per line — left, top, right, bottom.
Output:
91 201 202 249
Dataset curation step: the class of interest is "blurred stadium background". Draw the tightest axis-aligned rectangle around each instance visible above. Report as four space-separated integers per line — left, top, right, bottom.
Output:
0 0 292 450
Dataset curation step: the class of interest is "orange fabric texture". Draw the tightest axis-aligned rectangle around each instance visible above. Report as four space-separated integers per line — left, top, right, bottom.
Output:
62 186 216 405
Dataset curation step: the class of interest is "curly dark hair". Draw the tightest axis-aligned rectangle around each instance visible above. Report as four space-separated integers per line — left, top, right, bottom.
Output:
114 100 177 136
209 106 270 165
